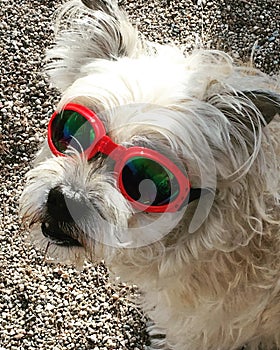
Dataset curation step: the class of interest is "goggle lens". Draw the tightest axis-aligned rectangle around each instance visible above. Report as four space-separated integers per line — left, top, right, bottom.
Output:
52 110 96 153
121 157 180 207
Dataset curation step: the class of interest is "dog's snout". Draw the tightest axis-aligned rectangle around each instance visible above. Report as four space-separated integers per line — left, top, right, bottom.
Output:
47 186 86 223
40 186 86 247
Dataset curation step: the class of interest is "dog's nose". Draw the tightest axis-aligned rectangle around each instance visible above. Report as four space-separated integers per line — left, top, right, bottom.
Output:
46 186 86 223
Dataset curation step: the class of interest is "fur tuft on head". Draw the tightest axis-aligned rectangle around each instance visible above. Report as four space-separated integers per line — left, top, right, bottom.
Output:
46 0 149 90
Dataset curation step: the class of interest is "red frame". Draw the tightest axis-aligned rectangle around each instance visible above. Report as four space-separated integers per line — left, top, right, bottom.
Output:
48 103 190 213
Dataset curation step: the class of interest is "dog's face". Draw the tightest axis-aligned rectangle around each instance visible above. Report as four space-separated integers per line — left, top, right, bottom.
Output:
20 0 280 269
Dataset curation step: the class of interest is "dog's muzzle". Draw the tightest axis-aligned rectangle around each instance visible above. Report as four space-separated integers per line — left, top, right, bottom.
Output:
41 186 85 247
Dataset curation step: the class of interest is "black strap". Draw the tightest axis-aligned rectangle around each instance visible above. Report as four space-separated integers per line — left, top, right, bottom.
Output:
179 187 213 210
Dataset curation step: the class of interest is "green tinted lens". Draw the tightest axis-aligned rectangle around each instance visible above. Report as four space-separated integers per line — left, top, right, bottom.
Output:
122 157 180 206
52 110 95 153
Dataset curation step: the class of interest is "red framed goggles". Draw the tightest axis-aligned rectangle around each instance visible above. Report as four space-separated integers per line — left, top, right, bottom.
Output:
48 103 203 213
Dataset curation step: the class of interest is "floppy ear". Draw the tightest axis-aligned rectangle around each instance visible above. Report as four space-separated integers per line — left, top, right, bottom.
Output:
242 90 280 125
208 90 280 129
46 0 142 90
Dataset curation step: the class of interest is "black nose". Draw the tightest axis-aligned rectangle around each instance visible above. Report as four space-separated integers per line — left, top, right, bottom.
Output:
46 186 86 223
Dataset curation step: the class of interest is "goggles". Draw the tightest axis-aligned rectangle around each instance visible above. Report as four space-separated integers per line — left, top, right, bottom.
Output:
48 103 203 213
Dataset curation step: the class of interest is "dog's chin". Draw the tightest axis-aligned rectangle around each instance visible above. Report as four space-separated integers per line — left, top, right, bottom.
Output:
23 220 89 269
41 222 83 247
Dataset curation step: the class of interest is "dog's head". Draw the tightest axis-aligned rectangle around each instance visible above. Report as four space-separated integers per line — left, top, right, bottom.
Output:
20 0 280 269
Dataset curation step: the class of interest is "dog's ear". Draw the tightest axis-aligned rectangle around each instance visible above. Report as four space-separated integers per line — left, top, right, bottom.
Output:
209 90 280 128
46 0 143 90
241 90 280 125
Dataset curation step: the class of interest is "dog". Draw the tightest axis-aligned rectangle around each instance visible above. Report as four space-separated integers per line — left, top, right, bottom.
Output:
20 0 280 349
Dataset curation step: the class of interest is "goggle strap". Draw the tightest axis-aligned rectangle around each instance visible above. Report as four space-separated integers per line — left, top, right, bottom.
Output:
179 187 213 209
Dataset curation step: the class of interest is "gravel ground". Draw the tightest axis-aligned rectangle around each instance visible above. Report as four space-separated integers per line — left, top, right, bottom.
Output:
0 0 279 349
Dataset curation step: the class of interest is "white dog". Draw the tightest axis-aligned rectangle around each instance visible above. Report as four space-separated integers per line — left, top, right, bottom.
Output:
20 0 280 349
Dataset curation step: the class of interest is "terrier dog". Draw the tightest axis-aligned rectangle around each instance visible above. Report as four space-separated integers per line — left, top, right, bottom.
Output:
20 0 280 349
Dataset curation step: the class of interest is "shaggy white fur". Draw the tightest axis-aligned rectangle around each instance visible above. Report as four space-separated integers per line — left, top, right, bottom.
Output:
20 1 280 349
